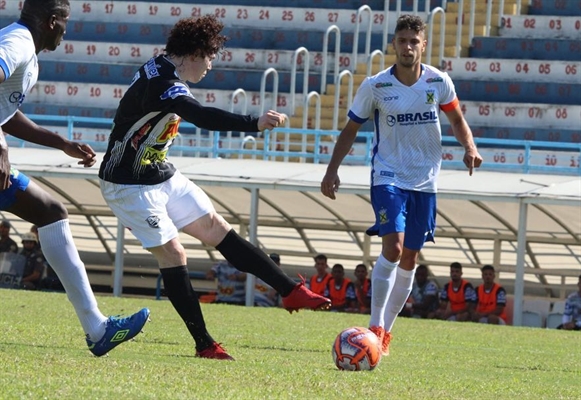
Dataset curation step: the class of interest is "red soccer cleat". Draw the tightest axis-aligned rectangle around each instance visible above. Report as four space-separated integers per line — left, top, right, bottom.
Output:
369 325 391 356
195 342 235 361
282 276 332 313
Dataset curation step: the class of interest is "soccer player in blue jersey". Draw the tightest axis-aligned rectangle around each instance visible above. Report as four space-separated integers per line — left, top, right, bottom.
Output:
321 14 483 356
0 0 149 356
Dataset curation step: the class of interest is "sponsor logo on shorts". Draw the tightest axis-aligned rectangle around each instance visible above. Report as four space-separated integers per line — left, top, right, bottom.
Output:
146 215 160 228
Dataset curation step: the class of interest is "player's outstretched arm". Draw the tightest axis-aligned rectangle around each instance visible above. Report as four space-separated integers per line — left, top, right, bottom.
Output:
320 119 361 200
444 105 483 176
2 110 97 168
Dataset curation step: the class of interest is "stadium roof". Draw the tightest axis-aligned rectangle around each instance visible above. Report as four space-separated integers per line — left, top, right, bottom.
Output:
8 148 581 325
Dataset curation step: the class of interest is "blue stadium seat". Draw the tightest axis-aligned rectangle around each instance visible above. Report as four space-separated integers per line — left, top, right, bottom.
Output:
38 60 332 93
133 0 440 10
441 125 581 144
29 19 389 53
528 0 581 16
20 104 117 119
454 80 581 105
470 37 581 61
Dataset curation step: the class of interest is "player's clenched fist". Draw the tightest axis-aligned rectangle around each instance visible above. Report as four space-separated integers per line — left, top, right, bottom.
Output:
257 110 286 131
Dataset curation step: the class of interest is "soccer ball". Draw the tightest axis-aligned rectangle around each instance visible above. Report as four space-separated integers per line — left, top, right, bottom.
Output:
332 326 381 371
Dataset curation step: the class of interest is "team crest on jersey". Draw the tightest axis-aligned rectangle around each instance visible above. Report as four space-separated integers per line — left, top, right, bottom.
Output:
146 215 160 229
425 89 436 104
375 82 393 88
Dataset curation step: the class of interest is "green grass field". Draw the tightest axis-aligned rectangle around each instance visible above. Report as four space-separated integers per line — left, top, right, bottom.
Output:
0 289 578 400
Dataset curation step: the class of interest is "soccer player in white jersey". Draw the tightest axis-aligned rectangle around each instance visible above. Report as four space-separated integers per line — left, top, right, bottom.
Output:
321 14 483 356
0 0 149 356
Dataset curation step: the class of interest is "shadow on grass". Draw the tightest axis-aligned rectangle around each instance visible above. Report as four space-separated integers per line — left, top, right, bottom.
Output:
236 343 328 353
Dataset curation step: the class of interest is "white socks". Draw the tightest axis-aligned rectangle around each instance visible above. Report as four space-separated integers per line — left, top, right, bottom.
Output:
38 219 107 341
383 267 415 332
369 254 398 328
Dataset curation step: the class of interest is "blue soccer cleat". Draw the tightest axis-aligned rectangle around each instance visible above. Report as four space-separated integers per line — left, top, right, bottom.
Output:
86 308 150 357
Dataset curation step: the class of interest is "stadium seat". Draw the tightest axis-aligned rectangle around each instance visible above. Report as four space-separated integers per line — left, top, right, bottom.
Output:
545 300 567 329
521 310 543 328
522 298 551 327
470 37 581 61
545 313 563 329
528 0 580 16
551 300 566 314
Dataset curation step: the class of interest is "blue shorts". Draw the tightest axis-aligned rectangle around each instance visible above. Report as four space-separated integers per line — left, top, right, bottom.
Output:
0 169 30 210
365 185 436 251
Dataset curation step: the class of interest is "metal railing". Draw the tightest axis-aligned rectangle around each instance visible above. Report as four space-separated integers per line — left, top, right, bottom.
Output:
352 5 373 73
21 114 581 175
289 47 310 114
321 25 341 95
259 67 279 117
332 70 353 131
427 7 446 68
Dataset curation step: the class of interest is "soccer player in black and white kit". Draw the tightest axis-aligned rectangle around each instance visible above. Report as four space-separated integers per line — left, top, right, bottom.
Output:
98 15 331 360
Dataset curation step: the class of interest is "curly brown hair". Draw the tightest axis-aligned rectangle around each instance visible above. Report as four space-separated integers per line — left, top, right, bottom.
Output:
394 14 426 35
165 15 228 58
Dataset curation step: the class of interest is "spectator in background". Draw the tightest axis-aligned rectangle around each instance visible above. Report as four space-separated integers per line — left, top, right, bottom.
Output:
30 224 40 249
0 220 18 254
308 254 332 296
254 254 281 307
472 265 507 325
353 263 371 314
435 262 475 321
206 260 246 306
30 223 62 291
400 264 439 319
325 264 357 312
19 232 45 289
557 275 581 331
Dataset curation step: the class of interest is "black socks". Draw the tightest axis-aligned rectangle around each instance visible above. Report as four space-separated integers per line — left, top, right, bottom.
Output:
160 266 214 351
215 229 296 297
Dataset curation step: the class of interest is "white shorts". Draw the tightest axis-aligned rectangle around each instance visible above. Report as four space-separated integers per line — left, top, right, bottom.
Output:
100 170 215 248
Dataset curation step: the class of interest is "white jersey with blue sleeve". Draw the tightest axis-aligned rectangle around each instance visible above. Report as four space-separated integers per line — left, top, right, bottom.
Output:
0 22 38 125
348 64 458 193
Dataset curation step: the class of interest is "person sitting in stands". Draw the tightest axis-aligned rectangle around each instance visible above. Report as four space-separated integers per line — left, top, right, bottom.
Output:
206 260 246 306
472 265 507 325
435 262 476 322
324 264 357 312
19 232 45 290
307 254 332 296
